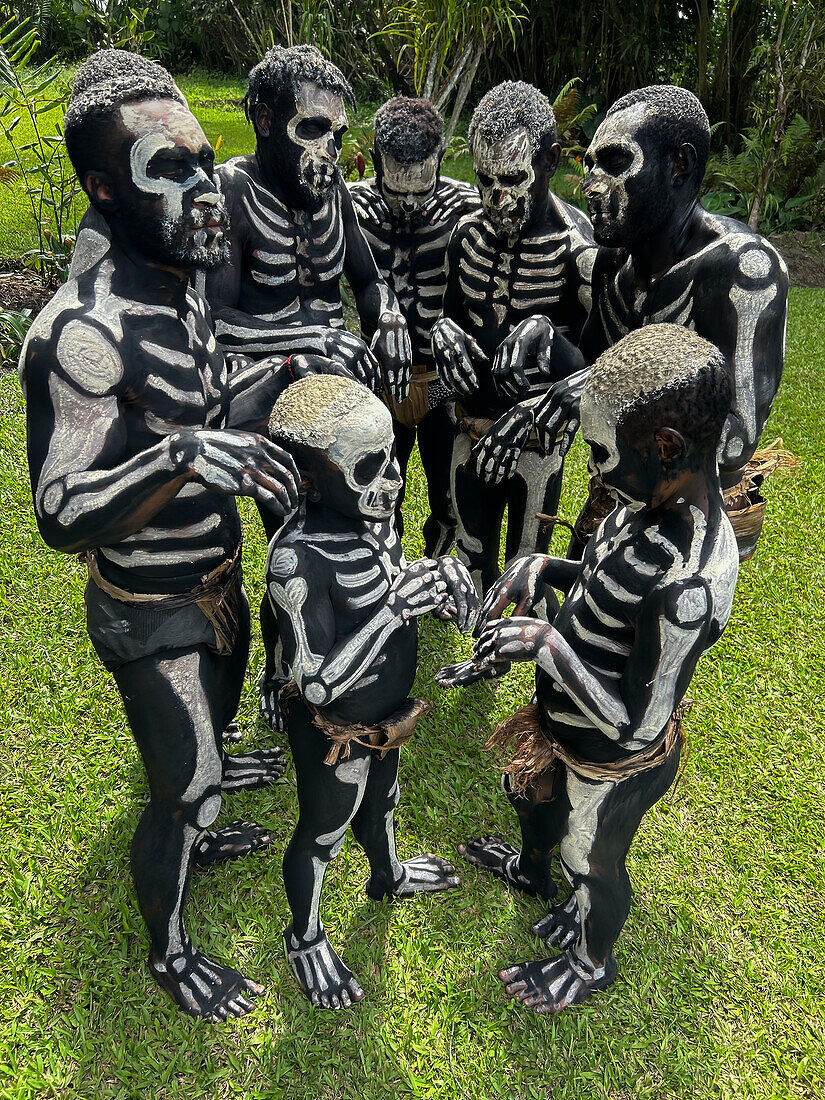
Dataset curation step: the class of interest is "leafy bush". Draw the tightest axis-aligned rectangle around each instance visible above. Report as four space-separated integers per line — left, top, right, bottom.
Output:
0 16 80 283
0 306 32 369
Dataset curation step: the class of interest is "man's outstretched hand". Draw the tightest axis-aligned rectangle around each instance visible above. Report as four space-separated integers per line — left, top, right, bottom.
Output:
372 311 413 402
432 318 487 398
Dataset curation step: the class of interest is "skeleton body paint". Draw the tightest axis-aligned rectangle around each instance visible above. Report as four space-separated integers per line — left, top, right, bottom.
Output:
351 155 480 556
266 376 477 1009
431 82 595 595
24 52 315 1023
437 325 740 1014
204 49 413 726
491 86 788 547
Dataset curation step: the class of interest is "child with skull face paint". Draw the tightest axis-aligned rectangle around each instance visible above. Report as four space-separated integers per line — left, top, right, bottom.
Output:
203 45 414 728
350 97 481 559
265 375 478 1009
437 324 739 1014
431 81 596 597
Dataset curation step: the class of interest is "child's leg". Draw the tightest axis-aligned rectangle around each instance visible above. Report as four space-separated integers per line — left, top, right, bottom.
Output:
460 767 567 901
350 748 460 900
282 700 372 1009
500 743 681 1014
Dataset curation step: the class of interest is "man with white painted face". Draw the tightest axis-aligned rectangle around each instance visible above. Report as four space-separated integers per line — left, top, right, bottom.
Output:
205 45 411 399
437 325 739 1014
265 375 477 1009
483 85 788 561
205 46 413 725
350 98 480 556
431 81 596 595
21 51 336 1022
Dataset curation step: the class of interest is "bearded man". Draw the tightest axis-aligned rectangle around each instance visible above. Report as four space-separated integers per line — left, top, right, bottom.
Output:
350 97 480 556
22 51 329 1022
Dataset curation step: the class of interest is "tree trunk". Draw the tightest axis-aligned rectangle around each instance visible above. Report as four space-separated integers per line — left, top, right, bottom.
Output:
444 44 483 143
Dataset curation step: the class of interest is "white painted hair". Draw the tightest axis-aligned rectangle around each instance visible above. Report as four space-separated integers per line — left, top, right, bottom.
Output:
269 375 386 449
584 323 725 421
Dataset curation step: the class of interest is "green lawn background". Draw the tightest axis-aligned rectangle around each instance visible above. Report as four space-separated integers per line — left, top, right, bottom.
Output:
0 289 823 1098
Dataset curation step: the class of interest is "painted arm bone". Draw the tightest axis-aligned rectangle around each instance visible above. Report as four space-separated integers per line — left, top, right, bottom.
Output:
269 553 449 707
471 579 714 749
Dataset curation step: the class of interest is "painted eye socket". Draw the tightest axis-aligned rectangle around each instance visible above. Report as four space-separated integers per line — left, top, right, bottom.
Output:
590 443 610 464
498 171 528 186
148 156 192 180
600 149 633 174
353 451 384 485
297 119 329 140
476 173 493 187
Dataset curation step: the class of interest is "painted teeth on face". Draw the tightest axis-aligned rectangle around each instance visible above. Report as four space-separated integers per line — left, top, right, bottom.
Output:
287 83 348 198
474 127 535 236
381 152 439 218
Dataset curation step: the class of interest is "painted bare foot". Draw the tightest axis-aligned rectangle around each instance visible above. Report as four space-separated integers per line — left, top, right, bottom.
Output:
193 820 272 871
367 854 460 900
499 951 618 1014
258 675 287 731
284 926 365 1010
222 748 286 791
531 895 580 948
149 944 264 1022
459 836 556 901
222 720 243 744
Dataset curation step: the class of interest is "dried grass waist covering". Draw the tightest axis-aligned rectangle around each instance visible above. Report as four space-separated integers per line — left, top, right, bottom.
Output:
723 438 798 556
487 698 692 794
280 680 432 766
82 542 242 655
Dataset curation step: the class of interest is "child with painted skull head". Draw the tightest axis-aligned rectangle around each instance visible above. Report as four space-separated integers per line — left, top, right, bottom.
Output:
266 374 478 1009
437 324 739 1014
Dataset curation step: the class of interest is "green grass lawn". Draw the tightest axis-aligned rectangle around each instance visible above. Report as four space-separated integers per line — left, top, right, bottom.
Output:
1 289 823 1098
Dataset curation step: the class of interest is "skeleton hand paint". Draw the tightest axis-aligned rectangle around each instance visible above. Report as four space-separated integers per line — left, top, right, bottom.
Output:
533 367 587 453
434 658 510 688
387 557 449 621
371 311 413 402
180 429 300 515
432 556 480 633
474 616 551 666
320 330 381 391
471 404 534 485
476 554 552 632
431 317 487 397
492 315 554 400
288 351 355 383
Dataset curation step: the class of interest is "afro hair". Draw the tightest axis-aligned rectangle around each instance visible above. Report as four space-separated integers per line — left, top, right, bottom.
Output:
373 97 443 164
468 81 556 154
607 85 711 183
243 44 355 120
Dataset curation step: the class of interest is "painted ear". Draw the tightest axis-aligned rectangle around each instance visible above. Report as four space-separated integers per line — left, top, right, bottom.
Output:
253 102 272 139
673 143 697 188
655 427 685 467
547 142 562 178
84 171 116 208
299 471 321 502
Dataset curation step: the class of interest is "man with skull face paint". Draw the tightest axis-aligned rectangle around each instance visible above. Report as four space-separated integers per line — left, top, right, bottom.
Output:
205 46 413 725
266 375 477 1009
431 81 596 595
482 86 788 561
350 97 481 556
205 45 411 398
21 51 335 1022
